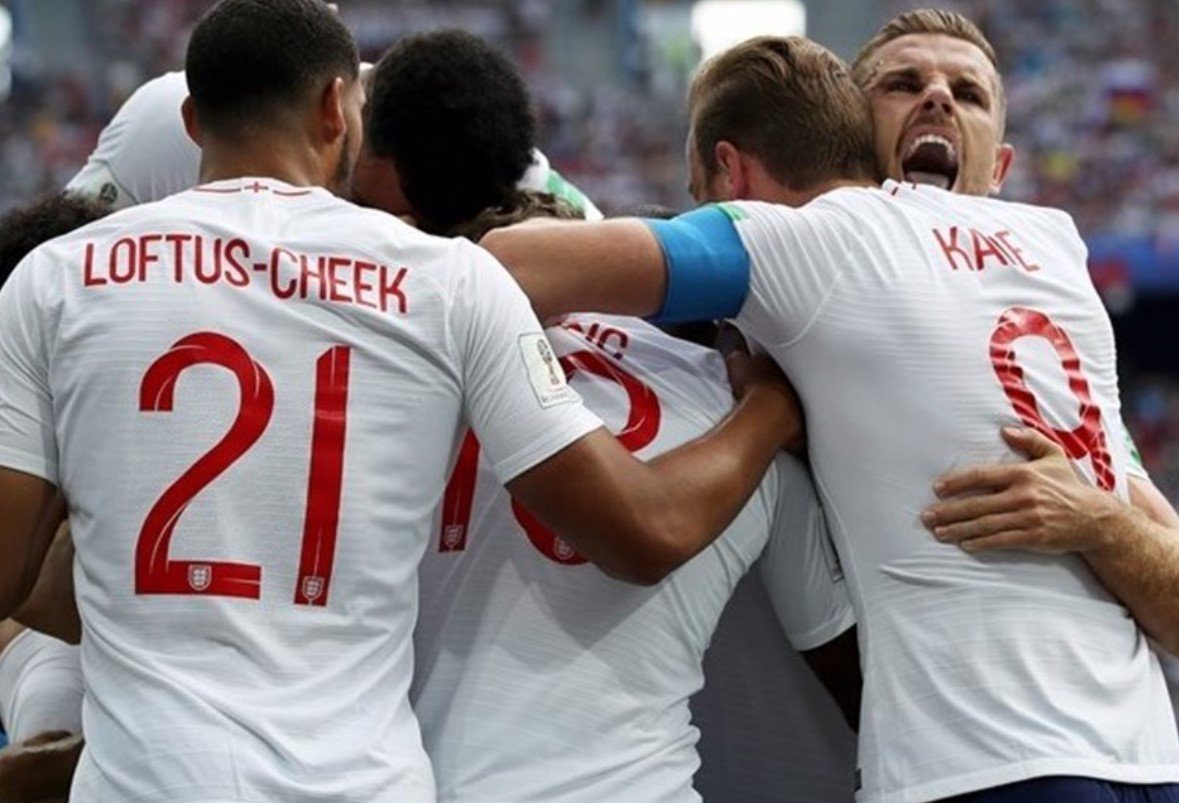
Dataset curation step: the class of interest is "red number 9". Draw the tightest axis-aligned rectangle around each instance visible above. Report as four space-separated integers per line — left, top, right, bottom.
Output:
989 307 1115 491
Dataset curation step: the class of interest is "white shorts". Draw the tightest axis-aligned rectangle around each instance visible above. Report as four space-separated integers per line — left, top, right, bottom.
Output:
0 629 83 742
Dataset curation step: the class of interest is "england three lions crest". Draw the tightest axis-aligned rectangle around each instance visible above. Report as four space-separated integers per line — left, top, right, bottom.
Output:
188 564 212 592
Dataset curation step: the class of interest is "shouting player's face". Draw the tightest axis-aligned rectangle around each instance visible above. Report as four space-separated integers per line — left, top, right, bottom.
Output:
861 33 1013 196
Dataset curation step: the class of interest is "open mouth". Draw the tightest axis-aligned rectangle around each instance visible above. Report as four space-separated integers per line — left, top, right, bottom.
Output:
901 134 959 191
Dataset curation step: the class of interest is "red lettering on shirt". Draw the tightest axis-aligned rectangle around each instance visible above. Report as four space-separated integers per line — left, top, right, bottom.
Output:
379 266 408 314
327 256 352 304
994 230 1041 272
78 235 409 314
83 243 106 286
932 226 1041 274
933 226 973 271
270 247 298 299
969 229 1010 271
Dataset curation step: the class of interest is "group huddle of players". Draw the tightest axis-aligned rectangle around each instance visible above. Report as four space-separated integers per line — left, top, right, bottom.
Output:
0 2 1178 802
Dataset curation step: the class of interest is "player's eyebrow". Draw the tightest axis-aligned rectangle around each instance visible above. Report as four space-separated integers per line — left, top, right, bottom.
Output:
954 74 992 100
870 65 921 88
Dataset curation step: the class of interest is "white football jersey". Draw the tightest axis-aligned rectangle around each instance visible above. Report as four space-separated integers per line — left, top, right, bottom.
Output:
412 313 852 802
0 178 600 803
0 629 83 742
66 71 199 209
691 572 857 803
719 180 1179 802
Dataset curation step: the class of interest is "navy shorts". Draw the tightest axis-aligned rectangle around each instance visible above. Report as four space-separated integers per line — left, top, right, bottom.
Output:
943 777 1179 803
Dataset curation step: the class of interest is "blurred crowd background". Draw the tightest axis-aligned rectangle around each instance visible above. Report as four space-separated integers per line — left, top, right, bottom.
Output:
1 0 1178 503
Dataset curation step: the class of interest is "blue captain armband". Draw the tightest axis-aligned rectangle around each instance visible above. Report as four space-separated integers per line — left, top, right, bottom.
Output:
642 205 751 323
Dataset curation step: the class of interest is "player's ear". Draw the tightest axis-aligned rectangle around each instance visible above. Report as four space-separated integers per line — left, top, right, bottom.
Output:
181 96 203 147
319 76 348 146
989 143 1015 195
714 141 746 200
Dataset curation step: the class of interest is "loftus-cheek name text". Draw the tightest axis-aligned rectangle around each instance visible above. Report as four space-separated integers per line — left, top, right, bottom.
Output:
81 234 408 314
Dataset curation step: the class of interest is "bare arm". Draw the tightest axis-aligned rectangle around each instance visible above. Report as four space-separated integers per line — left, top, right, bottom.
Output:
506 354 801 585
921 427 1179 655
12 522 80 645
0 468 64 620
481 220 668 322
0 731 83 803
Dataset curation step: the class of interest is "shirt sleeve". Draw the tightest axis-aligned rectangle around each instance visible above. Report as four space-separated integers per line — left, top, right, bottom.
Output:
758 454 854 651
728 201 845 349
0 253 60 484
451 242 603 484
1108 413 1149 481
643 201 843 345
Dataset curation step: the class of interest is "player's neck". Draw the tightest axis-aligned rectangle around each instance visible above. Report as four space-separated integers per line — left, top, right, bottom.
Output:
197 137 332 190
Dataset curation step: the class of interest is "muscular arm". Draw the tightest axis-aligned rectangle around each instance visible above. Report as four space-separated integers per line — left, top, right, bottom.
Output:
12 522 80 645
507 356 801 585
0 469 64 620
0 731 84 803
922 427 1179 655
1083 476 1179 654
481 219 668 322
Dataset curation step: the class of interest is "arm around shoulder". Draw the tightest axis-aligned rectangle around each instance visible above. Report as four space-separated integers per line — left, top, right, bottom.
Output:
0 469 64 620
506 353 801 585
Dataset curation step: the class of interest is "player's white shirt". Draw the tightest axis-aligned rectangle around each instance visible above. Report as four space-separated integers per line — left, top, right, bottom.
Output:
691 571 857 803
66 70 599 219
719 181 1179 802
0 178 601 803
0 630 83 742
65 71 199 209
411 313 852 802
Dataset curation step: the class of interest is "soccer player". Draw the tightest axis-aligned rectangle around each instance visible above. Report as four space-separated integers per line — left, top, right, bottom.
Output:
66 63 599 219
353 34 856 801
0 192 110 803
0 3 802 801
852 7 1179 660
351 29 600 233
482 35 1179 803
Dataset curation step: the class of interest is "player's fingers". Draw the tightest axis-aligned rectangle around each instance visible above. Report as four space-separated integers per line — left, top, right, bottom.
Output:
930 511 1028 543
922 490 1022 527
957 530 1035 554
932 463 1018 497
1001 426 1064 460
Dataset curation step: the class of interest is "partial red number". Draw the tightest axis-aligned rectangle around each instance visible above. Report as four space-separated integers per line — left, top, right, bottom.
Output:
438 348 661 564
989 307 1114 490
136 332 351 603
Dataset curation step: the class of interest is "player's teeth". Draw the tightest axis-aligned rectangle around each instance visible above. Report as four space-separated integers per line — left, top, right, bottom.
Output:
905 134 957 159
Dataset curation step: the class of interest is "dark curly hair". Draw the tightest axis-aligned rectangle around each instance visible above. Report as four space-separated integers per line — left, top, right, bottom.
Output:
365 30 537 232
0 192 111 287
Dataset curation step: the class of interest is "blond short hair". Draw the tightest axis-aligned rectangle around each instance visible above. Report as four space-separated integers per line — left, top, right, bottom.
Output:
689 36 878 191
447 190 582 241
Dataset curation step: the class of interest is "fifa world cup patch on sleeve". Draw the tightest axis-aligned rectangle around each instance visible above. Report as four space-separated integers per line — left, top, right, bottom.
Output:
518 332 577 408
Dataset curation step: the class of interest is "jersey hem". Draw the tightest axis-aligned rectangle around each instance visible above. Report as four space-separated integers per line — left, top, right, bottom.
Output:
860 758 1179 803
491 414 602 485
0 447 58 486
787 609 855 652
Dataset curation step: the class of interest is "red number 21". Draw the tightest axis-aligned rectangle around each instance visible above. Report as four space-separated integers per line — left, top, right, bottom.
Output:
136 332 350 605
